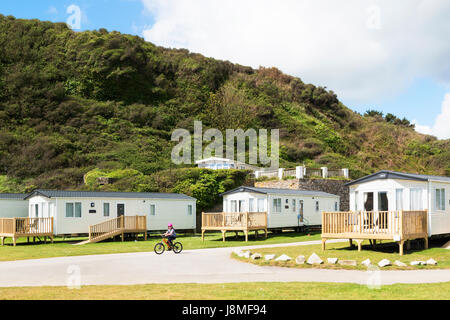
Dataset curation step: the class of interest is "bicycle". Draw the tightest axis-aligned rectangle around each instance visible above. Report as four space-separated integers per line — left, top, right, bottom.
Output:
154 235 183 254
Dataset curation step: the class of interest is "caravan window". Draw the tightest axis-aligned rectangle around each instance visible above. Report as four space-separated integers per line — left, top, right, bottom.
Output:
66 203 74 217
410 188 423 210
273 198 282 213
436 188 445 211
378 192 389 211
315 201 320 211
354 191 359 211
249 199 255 212
66 202 82 218
75 203 82 218
238 200 245 212
103 203 110 217
150 204 156 216
230 200 237 212
257 199 265 212
292 199 296 213
187 205 193 216
396 189 403 211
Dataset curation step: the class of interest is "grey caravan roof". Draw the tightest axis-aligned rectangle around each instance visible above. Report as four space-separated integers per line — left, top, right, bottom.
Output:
345 170 450 187
0 193 29 200
221 186 338 198
24 189 196 201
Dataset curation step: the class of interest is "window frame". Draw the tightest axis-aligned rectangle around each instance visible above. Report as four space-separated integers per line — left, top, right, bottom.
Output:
436 188 445 211
103 202 110 217
273 198 282 213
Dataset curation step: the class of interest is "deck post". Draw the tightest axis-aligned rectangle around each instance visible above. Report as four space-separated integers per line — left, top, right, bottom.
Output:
356 239 362 252
264 228 268 238
322 238 326 251
201 230 205 241
12 237 17 247
424 237 428 249
244 230 248 242
1 237 4 246
51 236 54 244
399 240 404 256
222 230 226 242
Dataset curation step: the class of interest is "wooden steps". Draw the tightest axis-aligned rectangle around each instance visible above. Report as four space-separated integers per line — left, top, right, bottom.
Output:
74 229 124 245
75 216 147 245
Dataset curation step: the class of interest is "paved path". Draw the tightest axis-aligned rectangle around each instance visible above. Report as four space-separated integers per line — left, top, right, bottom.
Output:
0 240 449 287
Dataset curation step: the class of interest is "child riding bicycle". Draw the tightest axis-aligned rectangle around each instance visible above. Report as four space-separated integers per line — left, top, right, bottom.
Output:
162 223 176 250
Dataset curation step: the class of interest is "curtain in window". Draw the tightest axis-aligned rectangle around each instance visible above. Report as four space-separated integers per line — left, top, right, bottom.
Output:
410 188 423 210
66 203 74 217
396 189 403 211
150 204 156 216
257 199 264 212
249 199 254 212
75 203 82 217
104 203 110 217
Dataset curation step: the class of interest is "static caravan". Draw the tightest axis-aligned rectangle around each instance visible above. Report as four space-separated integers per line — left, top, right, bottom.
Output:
347 170 450 236
25 190 196 236
0 193 29 218
221 186 340 228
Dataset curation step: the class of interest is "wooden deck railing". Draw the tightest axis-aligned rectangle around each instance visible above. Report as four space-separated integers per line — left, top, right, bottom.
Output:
202 212 267 229
202 212 268 242
89 216 147 241
1 217 54 246
0 217 54 236
321 210 428 255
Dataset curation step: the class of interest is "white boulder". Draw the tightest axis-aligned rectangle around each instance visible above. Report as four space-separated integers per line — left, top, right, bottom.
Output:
275 254 292 262
394 260 407 267
307 253 323 265
264 254 276 261
339 260 357 266
378 259 391 267
327 258 338 264
296 255 306 264
426 258 437 265
361 259 371 267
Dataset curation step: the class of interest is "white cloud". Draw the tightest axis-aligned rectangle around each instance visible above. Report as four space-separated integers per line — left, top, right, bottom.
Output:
414 93 450 139
140 0 450 104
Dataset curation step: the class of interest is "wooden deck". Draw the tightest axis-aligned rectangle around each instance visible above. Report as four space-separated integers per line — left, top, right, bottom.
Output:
77 215 147 245
201 212 268 242
321 210 428 255
0 218 54 246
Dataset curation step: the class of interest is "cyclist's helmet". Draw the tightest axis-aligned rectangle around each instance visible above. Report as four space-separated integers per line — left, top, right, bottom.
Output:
168 223 173 227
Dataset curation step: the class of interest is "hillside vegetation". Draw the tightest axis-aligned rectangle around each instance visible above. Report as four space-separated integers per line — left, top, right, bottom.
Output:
0 15 448 207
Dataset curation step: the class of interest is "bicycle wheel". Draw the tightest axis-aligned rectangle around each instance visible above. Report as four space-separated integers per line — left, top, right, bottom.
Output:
173 242 183 254
154 242 165 255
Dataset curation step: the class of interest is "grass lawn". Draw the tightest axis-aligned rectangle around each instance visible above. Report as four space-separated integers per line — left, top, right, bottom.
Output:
233 237 450 270
0 230 321 262
0 282 449 300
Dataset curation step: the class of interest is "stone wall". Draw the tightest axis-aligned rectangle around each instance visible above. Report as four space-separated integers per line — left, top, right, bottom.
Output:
254 178 349 211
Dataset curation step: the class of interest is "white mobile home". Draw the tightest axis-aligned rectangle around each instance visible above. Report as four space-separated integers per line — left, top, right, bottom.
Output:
347 170 450 236
196 157 260 171
25 190 196 236
0 193 29 218
221 186 340 228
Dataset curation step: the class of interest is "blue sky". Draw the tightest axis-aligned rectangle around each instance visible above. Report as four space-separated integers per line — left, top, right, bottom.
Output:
1 0 449 139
